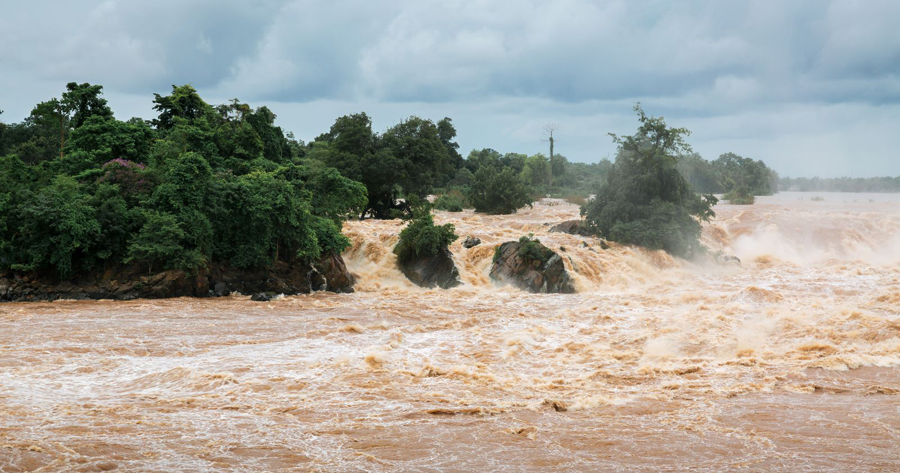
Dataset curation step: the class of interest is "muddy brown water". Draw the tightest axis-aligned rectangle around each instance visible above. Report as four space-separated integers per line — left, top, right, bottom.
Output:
1 192 898 472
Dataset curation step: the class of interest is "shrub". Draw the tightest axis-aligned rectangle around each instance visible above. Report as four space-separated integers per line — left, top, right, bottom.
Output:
393 211 458 263
724 186 755 205
517 234 553 264
467 166 533 214
433 191 467 212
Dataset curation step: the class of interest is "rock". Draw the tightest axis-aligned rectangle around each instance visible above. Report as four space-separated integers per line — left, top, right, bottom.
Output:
398 248 462 289
462 236 482 248
1 252 357 303
314 251 355 293
549 220 592 237
489 240 576 294
599 240 610 250
716 253 741 265
251 292 273 302
213 282 230 297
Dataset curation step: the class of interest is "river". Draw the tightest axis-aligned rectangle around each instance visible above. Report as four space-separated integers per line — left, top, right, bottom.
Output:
1 192 898 472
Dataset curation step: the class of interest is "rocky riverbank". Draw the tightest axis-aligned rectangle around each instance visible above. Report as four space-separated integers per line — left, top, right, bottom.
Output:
0 251 354 302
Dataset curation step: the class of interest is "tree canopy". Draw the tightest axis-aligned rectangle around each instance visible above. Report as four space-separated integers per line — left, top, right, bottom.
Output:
0 83 366 279
581 105 717 258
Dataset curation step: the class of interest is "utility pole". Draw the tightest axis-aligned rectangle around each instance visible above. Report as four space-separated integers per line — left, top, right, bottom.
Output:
543 123 560 187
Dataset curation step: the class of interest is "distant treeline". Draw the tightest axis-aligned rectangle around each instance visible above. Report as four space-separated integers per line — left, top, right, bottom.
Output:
779 176 900 193
676 152 779 196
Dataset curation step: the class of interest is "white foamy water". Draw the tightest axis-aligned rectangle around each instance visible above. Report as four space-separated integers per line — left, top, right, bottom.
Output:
1 193 898 472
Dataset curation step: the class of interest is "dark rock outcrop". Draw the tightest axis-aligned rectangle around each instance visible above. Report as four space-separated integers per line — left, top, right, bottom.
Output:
715 253 741 265
489 240 576 293
462 236 482 248
549 220 592 237
398 248 462 289
0 251 355 303
250 292 273 302
314 251 355 293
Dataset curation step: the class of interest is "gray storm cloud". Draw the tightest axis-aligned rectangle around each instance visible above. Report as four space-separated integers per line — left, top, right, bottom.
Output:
1 0 898 177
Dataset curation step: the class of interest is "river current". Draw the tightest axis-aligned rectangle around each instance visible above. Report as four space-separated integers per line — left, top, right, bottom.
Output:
1 192 898 472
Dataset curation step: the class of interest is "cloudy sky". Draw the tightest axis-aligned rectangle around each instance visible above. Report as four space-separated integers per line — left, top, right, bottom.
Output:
1 0 898 177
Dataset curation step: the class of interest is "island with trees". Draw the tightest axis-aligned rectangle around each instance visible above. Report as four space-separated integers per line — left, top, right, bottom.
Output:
1 83 894 301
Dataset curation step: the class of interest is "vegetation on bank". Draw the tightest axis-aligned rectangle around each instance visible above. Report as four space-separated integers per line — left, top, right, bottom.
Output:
0 84 365 279
779 176 900 193
0 82 809 282
723 186 756 205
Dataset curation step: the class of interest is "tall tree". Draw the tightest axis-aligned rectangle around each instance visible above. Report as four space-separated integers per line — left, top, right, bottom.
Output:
581 105 717 258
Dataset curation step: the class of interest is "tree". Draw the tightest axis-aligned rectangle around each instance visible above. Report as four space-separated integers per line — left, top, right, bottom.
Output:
393 209 458 263
63 115 155 174
126 210 189 274
152 85 212 131
11 176 102 277
313 113 458 218
544 123 560 186
62 82 113 129
467 166 533 214
581 105 717 258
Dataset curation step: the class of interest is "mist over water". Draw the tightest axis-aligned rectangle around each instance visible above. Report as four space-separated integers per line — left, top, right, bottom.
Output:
1 193 899 472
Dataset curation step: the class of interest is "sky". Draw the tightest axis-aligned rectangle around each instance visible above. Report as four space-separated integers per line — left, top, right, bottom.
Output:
1 0 898 177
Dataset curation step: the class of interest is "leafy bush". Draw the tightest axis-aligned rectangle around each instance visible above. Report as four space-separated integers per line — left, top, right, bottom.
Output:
467 166 533 214
724 186 755 205
517 235 553 264
393 211 458 263
581 105 717 258
433 191 467 212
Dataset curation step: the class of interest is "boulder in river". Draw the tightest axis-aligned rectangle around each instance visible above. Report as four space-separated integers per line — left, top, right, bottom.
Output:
398 248 462 289
549 220 592 237
715 253 741 265
489 238 576 293
462 236 482 248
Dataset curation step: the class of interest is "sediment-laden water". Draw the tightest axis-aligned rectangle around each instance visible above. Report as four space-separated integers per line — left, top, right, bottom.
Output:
1 192 898 472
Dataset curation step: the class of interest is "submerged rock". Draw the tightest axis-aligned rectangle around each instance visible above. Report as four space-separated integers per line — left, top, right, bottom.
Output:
716 253 741 265
462 236 482 248
398 248 462 289
549 220 592 237
250 292 273 302
213 282 230 297
489 239 576 293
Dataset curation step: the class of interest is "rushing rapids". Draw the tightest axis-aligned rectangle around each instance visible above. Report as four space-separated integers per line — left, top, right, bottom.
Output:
1 192 899 472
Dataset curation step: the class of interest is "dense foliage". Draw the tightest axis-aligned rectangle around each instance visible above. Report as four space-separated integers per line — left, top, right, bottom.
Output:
779 175 900 192
723 186 755 205
432 191 467 212
581 105 717 258
308 113 462 218
677 152 779 197
393 208 458 263
0 84 366 279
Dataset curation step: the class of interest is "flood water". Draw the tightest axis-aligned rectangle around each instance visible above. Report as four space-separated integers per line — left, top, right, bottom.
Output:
1 192 899 472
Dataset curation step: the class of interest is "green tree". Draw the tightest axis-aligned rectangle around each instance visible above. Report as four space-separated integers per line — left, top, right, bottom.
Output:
152 85 212 131
393 210 458 263
581 105 717 258
62 82 113 129
11 176 101 277
126 210 190 274
467 166 533 214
